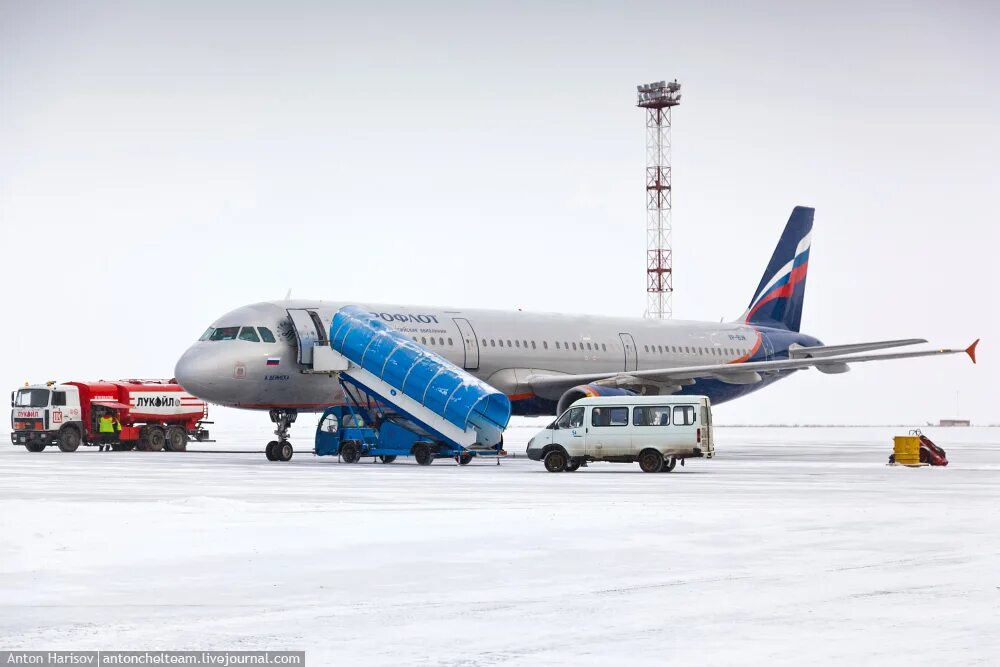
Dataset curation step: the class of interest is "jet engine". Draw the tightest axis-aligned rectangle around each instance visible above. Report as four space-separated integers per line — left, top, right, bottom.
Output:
556 385 636 414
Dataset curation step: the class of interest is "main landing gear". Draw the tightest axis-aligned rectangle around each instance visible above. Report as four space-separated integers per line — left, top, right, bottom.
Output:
265 409 297 462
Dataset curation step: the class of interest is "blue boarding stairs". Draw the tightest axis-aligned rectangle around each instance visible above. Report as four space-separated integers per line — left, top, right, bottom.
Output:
312 305 511 465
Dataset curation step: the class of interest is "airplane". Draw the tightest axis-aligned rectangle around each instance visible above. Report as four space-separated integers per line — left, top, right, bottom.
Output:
174 206 978 450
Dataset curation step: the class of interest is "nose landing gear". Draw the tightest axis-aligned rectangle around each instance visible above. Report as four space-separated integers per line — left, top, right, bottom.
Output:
265 409 297 462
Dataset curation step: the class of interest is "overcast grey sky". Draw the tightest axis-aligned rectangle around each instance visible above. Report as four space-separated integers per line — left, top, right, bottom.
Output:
1 0 997 427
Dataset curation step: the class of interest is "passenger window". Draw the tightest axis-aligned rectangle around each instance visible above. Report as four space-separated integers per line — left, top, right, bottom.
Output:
592 407 628 427
572 342 577 351
490 339 496 347
499 339 504 347
633 406 670 426
673 405 696 426
209 326 241 341
556 407 585 429
421 337 427 344
543 341 548 349
515 340 520 348
531 341 536 349
564 341 569 350
602 343 607 351
258 327 276 343
448 338 454 346
555 342 560 349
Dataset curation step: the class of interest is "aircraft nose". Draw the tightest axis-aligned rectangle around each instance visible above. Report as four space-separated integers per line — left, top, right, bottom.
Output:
174 345 221 400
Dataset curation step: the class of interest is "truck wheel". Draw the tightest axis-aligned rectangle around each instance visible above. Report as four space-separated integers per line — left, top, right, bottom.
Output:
565 461 581 472
340 441 361 464
58 428 81 453
379 455 397 464
544 450 567 473
413 443 433 466
659 457 677 472
265 441 278 461
141 427 166 452
638 449 664 473
165 427 188 452
275 442 293 462
25 441 46 453
456 452 473 465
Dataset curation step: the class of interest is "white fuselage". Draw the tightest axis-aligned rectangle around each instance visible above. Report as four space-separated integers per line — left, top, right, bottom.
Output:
174 299 805 416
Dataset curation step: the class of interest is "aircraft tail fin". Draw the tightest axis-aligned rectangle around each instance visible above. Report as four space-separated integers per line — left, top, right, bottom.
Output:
742 206 814 332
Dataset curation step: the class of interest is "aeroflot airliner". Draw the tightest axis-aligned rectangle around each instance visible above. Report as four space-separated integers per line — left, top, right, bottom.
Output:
174 207 977 447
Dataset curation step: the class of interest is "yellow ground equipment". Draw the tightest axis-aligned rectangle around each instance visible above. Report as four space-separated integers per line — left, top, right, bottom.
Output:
892 436 922 465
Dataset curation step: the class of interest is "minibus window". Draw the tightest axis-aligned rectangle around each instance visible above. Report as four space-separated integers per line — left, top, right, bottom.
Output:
592 407 628 427
673 405 696 426
634 406 670 426
555 407 584 429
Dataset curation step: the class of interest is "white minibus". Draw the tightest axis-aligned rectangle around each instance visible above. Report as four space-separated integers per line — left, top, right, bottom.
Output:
526 395 714 473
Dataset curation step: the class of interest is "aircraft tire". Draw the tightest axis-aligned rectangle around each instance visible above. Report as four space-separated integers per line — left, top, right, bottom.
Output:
544 450 567 473
638 449 664 473
57 428 81 453
659 457 677 472
413 443 433 466
275 442 293 462
165 427 188 452
265 441 279 461
340 441 361 464
379 455 397 464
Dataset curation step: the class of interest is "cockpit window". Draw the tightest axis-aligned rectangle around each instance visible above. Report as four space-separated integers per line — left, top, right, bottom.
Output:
209 326 241 341
199 328 214 341
258 327 276 343
15 389 50 407
238 327 260 342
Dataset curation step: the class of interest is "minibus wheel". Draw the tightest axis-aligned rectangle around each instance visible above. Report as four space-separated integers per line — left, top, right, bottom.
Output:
660 457 677 472
544 450 567 473
638 449 664 473
564 461 581 472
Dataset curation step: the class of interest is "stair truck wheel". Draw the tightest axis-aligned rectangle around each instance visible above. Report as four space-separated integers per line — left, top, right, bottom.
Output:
379 455 397 464
638 449 664 473
340 441 361 464
456 452 473 465
25 441 46 452
565 461 581 472
275 441 294 462
544 449 567 473
165 426 188 452
659 457 677 472
57 428 81 453
413 443 434 466
141 427 166 452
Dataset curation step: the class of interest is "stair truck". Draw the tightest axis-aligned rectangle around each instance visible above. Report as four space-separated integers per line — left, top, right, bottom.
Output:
268 304 511 462
313 377 505 465
11 379 210 452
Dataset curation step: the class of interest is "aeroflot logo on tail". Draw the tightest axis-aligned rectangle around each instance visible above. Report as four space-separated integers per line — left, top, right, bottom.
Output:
136 396 181 408
372 312 440 324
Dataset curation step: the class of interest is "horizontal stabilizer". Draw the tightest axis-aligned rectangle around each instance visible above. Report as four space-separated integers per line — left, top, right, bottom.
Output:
788 339 926 359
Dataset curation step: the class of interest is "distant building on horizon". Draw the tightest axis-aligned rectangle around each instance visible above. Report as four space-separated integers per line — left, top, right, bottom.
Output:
937 418 972 427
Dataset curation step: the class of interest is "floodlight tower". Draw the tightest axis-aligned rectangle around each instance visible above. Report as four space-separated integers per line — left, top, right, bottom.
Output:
637 79 681 319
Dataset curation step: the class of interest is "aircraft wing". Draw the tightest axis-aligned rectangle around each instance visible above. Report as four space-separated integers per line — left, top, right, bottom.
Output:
525 339 979 397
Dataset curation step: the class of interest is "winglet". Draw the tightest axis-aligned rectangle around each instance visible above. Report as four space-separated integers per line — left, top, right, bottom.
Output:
966 338 980 364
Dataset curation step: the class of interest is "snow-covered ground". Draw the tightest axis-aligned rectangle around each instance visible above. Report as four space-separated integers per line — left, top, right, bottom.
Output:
2 425 998 665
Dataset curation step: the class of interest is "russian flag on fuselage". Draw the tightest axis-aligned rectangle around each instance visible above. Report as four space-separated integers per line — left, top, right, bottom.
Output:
743 207 814 332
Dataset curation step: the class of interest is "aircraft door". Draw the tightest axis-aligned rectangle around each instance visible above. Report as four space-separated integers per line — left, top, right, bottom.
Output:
286 309 328 366
452 318 480 370
619 333 638 371
761 332 775 361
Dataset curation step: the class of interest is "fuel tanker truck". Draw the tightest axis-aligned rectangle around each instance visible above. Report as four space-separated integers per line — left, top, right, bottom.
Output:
10 379 210 452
